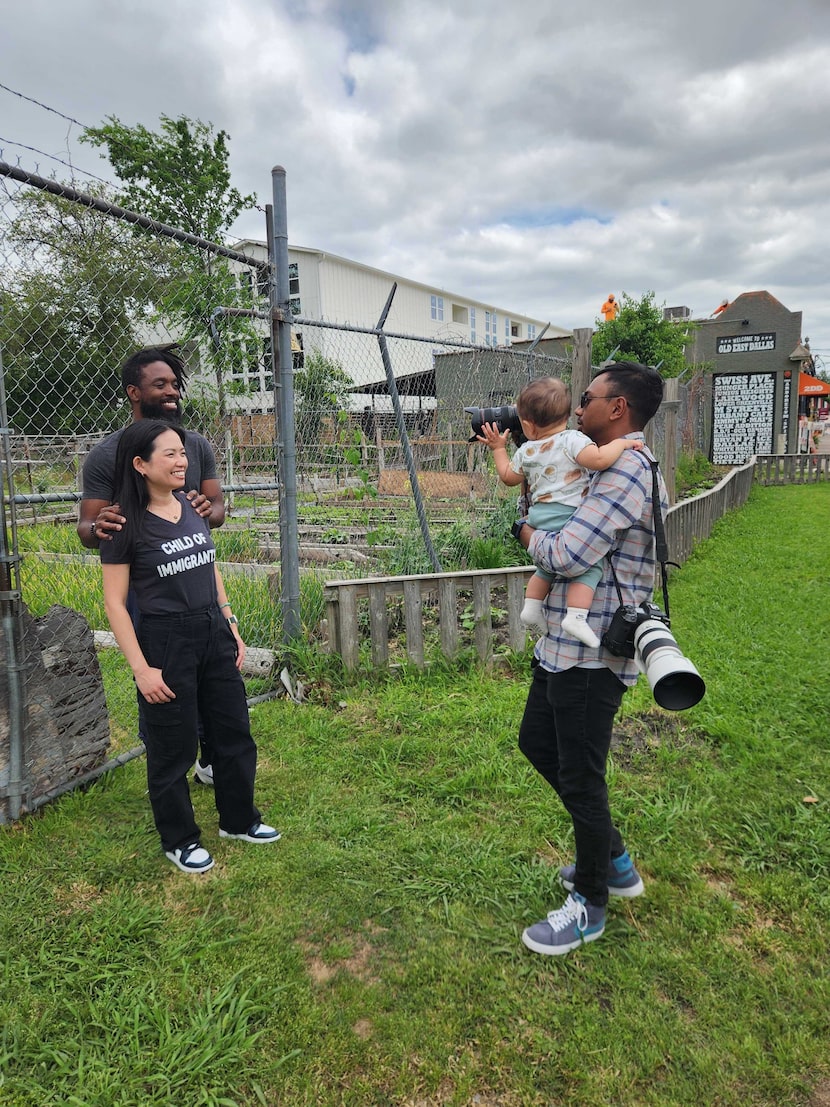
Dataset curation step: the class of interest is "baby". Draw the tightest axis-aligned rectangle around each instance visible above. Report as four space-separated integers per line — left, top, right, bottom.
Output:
477 376 642 647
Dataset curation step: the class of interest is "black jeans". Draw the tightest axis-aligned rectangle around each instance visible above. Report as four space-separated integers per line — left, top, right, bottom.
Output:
518 662 627 906
138 605 260 852
129 589 212 767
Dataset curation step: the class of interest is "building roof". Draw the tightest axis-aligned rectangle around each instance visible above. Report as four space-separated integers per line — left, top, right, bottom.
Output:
231 238 564 330
350 369 435 398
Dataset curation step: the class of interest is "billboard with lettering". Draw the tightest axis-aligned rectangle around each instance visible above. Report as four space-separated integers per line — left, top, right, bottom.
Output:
711 372 777 463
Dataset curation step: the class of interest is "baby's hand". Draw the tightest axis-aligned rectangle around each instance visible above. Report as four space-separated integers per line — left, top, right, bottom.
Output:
624 440 645 451
476 421 510 450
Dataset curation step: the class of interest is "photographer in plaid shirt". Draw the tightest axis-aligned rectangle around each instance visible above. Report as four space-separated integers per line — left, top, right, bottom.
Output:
513 361 666 956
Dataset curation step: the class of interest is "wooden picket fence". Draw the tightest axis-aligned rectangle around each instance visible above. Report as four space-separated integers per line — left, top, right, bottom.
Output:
754 452 829 485
324 564 536 670
322 455 824 669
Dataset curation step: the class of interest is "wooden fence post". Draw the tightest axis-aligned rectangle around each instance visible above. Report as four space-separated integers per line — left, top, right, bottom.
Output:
403 580 424 667
571 327 592 398
662 377 679 505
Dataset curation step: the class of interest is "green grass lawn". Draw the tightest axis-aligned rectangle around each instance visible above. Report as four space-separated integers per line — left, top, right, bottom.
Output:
2 483 829 1106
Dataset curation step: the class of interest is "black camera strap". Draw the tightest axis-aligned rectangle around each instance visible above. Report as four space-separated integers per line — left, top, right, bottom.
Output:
607 457 673 619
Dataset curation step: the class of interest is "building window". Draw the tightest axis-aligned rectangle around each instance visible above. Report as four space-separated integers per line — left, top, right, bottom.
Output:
528 324 536 342
470 306 476 343
485 311 498 346
288 262 300 296
431 295 444 321
289 296 302 317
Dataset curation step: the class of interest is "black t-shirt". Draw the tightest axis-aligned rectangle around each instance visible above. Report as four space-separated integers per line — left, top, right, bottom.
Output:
100 493 218 615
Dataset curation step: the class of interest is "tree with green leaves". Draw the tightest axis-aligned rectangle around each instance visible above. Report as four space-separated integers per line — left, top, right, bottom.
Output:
294 350 353 446
0 187 172 434
592 291 696 377
81 115 261 422
81 115 256 241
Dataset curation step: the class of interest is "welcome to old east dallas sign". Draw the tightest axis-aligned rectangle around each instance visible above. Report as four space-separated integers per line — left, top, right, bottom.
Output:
716 332 776 354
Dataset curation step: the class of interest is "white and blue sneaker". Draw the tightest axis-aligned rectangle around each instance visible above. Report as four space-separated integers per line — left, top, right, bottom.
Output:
219 821 281 844
165 842 215 874
521 891 606 956
193 762 215 786
560 850 644 898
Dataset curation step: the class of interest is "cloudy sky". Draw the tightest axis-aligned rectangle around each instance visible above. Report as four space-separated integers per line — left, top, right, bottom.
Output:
2 0 830 366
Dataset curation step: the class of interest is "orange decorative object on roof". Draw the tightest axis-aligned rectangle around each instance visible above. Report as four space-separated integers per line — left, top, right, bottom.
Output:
600 294 619 321
712 299 730 316
798 372 830 396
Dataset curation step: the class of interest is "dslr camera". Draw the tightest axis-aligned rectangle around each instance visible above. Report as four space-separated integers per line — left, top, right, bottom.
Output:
465 404 526 445
602 601 705 711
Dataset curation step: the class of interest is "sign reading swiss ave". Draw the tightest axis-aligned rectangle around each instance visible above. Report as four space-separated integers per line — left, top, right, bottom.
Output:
716 333 776 354
711 372 776 464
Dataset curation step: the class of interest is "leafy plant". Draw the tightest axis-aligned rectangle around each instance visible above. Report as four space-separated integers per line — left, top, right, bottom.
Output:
336 412 378 500
675 451 727 498
592 290 699 377
213 527 263 562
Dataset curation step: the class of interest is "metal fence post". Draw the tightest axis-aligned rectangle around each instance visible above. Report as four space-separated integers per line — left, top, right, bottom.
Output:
269 167 301 642
0 326 26 822
376 284 442 573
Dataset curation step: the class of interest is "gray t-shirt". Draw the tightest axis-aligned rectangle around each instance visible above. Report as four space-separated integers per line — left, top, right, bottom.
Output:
99 493 218 615
81 426 218 501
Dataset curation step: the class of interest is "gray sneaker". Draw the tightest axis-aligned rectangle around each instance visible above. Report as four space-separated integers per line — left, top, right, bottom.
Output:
559 850 644 898
522 891 606 955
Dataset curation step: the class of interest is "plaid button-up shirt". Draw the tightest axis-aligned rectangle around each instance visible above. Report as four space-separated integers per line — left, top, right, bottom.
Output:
527 436 667 686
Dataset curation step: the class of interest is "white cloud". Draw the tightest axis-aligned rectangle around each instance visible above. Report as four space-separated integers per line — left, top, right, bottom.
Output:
2 0 830 361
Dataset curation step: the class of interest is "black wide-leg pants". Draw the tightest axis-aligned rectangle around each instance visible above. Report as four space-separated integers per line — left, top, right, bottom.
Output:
129 589 213 768
518 661 627 907
137 606 260 852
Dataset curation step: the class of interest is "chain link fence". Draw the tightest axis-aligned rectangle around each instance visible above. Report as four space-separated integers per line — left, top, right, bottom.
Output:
0 155 581 815
1 153 712 818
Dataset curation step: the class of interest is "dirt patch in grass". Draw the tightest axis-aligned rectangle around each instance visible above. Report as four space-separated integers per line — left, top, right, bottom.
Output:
300 920 386 987
53 878 106 914
610 709 709 769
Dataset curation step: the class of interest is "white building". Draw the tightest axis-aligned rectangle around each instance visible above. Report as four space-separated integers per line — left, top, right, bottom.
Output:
225 241 566 413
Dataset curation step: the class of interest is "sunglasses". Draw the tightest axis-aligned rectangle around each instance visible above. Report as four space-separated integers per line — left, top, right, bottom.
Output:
579 391 622 408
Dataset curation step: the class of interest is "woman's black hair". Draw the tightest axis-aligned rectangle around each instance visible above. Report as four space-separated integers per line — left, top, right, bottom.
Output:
113 421 187 560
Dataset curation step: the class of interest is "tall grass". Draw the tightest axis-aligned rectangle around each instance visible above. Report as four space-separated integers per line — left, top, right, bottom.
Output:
2 483 828 1106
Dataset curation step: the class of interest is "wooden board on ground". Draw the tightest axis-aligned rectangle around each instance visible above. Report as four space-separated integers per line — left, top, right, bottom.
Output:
378 469 488 498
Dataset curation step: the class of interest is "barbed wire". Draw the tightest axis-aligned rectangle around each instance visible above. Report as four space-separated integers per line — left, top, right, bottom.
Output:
0 81 259 220
0 81 91 131
0 136 115 189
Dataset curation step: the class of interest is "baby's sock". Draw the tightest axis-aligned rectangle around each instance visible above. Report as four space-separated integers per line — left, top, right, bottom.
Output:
561 607 601 648
520 598 547 630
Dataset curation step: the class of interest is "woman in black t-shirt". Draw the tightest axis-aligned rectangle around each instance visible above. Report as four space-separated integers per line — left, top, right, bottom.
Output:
101 421 280 873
